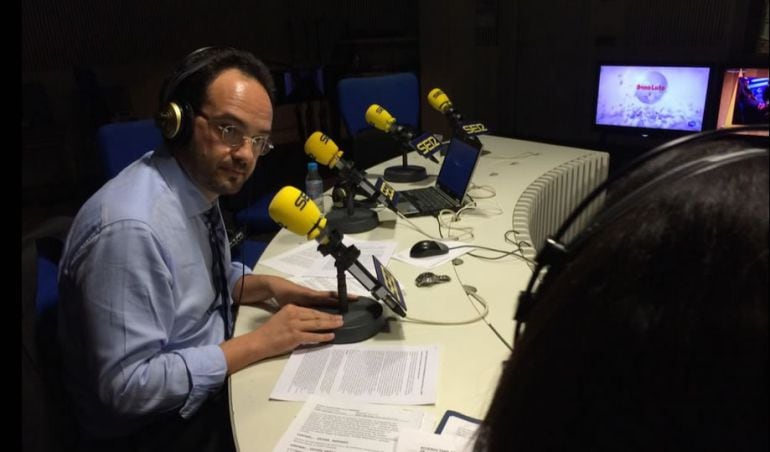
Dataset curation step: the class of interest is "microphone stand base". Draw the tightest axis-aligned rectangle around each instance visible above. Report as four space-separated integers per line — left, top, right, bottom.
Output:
326 207 379 234
384 165 427 183
318 297 385 344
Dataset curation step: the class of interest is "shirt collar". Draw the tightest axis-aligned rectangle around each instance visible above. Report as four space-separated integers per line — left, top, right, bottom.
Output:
152 145 217 218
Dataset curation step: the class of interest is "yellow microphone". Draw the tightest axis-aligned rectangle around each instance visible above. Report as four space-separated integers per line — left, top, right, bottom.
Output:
268 186 408 318
427 88 486 143
427 88 454 114
365 104 416 145
268 186 328 241
304 131 344 168
303 131 400 210
365 104 397 133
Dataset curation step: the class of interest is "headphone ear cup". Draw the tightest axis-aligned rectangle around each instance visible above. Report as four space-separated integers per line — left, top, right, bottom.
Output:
155 101 194 144
156 101 183 139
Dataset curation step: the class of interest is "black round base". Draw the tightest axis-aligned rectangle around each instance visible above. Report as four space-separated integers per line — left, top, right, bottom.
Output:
318 297 385 344
326 207 379 234
384 165 428 182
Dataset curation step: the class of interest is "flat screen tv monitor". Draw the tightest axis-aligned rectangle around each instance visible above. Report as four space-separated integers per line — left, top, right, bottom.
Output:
594 64 711 133
716 67 769 128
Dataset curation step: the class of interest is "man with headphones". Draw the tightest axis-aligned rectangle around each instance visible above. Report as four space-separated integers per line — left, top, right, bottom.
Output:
474 126 768 451
58 47 345 451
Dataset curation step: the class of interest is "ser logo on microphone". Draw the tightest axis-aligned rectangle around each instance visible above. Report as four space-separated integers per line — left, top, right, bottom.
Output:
415 134 441 155
374 257 407 311
382 270 400 300
378 180 396 200
461 122 488 135
294 192 311 210
374 177 400 206
318 134 331 144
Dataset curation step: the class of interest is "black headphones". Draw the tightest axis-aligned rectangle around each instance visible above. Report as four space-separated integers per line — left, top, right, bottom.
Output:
515 124 769 343
155 46 234 145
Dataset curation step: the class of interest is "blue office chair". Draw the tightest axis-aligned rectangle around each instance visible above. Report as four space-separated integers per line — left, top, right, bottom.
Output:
234 188 279 227
22 217 79 451
230 234 269 268
337 72 420 136
96 119 163 183
336 72 420 169
231 188 277 268
95 119 272 266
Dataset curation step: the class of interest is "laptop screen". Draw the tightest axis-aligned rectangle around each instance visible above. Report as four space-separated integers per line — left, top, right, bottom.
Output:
435 137 482 202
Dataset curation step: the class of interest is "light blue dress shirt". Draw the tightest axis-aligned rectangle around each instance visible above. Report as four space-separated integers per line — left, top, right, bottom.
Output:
58 146 251 439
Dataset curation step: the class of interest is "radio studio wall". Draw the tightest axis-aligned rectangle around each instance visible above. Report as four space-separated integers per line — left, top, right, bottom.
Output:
21 0 420 210
418 0 764 149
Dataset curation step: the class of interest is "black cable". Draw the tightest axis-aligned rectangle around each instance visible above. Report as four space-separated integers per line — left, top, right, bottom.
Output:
235 174 253 316
489 323 514 352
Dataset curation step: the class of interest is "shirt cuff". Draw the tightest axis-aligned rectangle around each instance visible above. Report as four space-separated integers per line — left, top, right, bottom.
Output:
174 345 228 418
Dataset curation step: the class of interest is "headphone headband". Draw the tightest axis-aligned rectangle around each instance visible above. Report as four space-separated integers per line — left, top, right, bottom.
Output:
160 46 234 106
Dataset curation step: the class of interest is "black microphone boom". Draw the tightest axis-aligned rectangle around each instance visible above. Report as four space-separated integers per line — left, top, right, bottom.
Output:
305 132 401 212
316 228 407 317
427 88 488 145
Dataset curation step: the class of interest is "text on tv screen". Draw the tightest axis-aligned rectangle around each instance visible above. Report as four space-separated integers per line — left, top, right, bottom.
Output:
595 65 710 132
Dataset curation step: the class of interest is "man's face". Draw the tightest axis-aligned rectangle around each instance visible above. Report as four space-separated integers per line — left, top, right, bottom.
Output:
180 68 273 201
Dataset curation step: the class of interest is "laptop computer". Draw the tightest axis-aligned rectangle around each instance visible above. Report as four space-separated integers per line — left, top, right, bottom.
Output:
396 136 482 217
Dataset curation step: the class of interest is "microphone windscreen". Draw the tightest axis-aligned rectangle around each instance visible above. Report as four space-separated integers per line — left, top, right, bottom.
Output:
365 104 396 132
427 88 452 113
305 132 343 167
268 186 327 240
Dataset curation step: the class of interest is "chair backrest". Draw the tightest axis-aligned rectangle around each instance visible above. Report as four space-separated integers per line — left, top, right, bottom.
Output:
337 72 419 136
22 217 79 451
96 119 163 182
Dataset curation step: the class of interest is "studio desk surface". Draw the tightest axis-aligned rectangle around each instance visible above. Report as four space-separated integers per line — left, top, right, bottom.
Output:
229 135 609 451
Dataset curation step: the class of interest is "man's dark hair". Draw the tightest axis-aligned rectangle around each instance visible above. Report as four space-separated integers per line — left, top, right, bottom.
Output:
475 136 768 451
158 46 276 148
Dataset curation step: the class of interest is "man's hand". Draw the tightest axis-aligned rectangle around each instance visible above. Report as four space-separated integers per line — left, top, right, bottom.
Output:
233 274 358 308
253 304 342 351
221 304 343 374
267 276 358 308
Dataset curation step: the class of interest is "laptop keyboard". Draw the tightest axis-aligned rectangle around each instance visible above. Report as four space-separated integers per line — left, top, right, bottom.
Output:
407 188 454 212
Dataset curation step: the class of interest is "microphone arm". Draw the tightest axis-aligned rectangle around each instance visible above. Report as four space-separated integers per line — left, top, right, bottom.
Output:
331 160 400 210
316 229 407 317
444 108 483 146
427 90 487 144
388 125 443 164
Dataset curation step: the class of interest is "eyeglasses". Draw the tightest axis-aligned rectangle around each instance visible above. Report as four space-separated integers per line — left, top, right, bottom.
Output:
198 113 273 156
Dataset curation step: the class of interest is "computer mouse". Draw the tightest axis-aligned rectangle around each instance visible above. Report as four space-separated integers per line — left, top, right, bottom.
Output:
409 240 450 258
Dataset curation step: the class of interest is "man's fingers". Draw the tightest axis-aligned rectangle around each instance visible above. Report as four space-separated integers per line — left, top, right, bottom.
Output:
323 292 359 303
343 293 360 301
285 305 343 327
310 297 342 307
300 331 336 345
296 314 343 331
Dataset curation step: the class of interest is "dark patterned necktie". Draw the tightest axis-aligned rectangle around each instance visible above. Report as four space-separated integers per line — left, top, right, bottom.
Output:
203 206 232 339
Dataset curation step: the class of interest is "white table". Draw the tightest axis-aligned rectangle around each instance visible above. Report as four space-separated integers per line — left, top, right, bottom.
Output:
229 135 608 451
